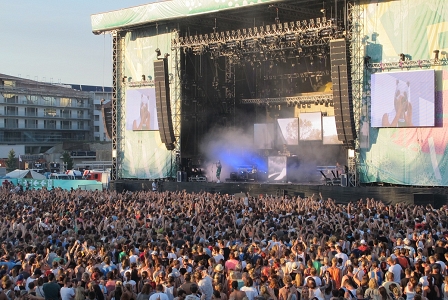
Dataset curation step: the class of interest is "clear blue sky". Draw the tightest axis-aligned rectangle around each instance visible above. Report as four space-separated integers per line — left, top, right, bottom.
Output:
0 1 154 87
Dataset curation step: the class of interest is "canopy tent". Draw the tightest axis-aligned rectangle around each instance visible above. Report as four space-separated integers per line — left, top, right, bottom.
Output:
5 169 47 180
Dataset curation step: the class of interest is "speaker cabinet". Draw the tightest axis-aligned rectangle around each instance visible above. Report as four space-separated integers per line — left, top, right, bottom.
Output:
330 39 356 149
154 58 176 150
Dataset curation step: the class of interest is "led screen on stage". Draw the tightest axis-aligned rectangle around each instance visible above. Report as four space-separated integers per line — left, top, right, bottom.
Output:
299 112 322 140
125 88 159 131
254 123 274 149
371 70 435 127
322 116 342 144
277 118 299 145
268 156 287 182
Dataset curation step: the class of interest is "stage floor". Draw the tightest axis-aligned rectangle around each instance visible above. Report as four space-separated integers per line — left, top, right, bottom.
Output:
110 180 448 207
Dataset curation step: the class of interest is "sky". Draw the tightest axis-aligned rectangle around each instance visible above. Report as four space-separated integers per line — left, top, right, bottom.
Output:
0 1 156 87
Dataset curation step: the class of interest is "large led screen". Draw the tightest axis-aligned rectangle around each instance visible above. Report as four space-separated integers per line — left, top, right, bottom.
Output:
322 116 342 144
299 112 322 140
254 123 275 149
371 70 435 127
125 88 159 131
277 118 299 145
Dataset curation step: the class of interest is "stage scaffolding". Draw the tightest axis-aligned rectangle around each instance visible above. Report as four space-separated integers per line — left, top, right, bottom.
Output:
111 31 126 181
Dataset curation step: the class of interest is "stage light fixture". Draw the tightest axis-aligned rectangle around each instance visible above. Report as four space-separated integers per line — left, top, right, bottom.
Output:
277 23 282 31
254 27 258 34
243 28 247 35
237 29 241 36
155 48 161 56
204 34 208 40
309 19 314 26
142 75 146 81
266 25 271 32
272 24 277 31
399 53 405 61
284 22 288 29
434 50 440 61
248 28 253 36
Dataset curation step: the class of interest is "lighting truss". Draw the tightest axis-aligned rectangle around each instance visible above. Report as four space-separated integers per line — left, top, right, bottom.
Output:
367 58 448 71
241 93 333 105
172 17 342 57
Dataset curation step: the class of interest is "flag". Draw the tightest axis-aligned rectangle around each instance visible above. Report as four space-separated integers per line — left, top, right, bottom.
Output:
19 155 22 162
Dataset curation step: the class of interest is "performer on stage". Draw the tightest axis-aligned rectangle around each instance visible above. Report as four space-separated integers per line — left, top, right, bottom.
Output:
216 161 222 183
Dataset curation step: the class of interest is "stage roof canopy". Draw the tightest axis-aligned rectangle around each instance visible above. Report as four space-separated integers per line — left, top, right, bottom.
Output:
91 0 349 34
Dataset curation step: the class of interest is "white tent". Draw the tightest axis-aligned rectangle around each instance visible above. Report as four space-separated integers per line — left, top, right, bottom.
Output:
5 169 46 180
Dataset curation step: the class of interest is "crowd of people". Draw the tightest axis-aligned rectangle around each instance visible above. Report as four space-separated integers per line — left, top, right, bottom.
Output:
0 187 447 300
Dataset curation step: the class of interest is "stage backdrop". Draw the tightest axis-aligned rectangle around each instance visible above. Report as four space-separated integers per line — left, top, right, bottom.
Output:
359 0 448 186
119 29 178 179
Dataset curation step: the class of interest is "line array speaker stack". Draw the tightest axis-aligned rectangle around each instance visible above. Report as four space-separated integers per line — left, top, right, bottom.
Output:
330 39 356 149
154 58 176 150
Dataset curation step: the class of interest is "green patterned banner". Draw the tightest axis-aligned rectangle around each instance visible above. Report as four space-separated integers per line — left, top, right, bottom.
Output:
359 0 448 186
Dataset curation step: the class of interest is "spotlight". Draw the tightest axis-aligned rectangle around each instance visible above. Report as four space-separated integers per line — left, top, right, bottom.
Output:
142 75 146 81
320 8 326 14
434 50 440 61
399 53 405 62
164 53 170 58
155 48 161 57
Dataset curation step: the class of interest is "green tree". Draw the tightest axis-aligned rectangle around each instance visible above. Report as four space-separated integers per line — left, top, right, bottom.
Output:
6 149 17 172
62 152 74 170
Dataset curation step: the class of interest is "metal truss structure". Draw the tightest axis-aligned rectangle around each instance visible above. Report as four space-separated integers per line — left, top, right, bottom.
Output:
172 17 343 60
171 31 182 171
368 58 448 71
111 31 126 181
346 0 363 187
241 93 333 105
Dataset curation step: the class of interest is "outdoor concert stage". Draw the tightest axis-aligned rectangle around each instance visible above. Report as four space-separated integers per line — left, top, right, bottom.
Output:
110 180 448 208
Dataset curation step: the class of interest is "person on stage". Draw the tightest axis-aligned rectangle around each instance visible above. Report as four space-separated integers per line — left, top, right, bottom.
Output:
216 161 222 183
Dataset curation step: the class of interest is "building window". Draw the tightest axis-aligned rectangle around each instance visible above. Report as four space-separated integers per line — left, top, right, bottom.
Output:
77 110 84 119
44 108 57 117
5 106 18 116
26 95 39 104
60 97 71 107
60 109 71 118
4 119 18 128
4 95 18 104
42 96 55 106
44 120 56 129
25 107 37 117
78 121 84 130
95 136 100 141
61 121 71 130
25 119 38 129
94 126 99 132
94 115 99 121
94 104 102 110
4 131 21 142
